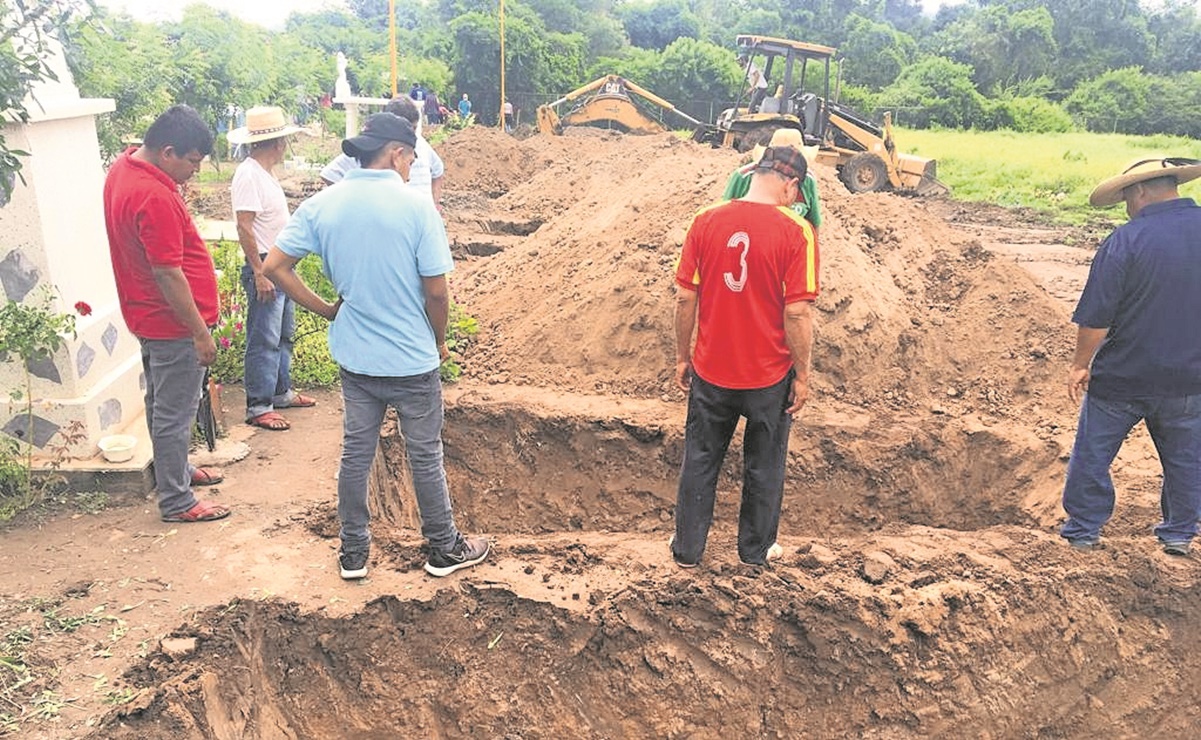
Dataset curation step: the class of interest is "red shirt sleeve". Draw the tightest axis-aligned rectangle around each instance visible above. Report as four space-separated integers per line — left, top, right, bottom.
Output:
675 216 702 291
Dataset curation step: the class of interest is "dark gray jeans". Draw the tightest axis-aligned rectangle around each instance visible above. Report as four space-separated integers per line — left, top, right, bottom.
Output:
337 368 461 554
140 338 205 517
673 371 794 565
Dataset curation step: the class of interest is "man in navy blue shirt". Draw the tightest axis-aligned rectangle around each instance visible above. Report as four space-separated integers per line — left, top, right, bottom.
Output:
1062 156 1201 555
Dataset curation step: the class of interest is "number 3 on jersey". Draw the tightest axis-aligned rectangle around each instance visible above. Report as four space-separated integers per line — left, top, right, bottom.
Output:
723 231 749 292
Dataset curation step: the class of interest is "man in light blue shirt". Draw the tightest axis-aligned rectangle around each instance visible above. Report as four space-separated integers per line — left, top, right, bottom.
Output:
264 112 490 580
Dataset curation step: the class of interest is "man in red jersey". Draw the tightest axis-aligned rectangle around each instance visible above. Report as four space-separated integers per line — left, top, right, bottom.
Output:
103 105 230 523
672 146 818 567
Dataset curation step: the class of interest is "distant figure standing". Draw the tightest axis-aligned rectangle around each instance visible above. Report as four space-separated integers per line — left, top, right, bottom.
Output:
671 146 819 568
458 93 472 121
424 91 442 125
1060 156 1201 556
502 99 514 132
102 105 230 523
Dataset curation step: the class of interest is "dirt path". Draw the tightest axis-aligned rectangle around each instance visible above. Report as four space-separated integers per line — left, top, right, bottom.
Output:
3 129 1199 738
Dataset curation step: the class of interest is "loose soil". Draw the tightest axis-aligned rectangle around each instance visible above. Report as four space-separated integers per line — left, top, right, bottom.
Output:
2 126 1197 739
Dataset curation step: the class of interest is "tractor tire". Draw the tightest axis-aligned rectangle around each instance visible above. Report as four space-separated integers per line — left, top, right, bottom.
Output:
839 152 888 193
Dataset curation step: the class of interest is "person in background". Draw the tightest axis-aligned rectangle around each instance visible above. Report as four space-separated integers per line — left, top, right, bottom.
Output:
739 55 769 113
458 93 472 121
671 146 819 568
424 91 442 125
264 113 491 580
102 105 230 523
227 106 317 432
1060 156 1201 556
722 127 821 229
320 98 445 210
503 99 514 133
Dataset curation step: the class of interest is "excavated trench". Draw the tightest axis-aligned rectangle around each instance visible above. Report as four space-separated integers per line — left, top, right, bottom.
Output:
92 397 1201 739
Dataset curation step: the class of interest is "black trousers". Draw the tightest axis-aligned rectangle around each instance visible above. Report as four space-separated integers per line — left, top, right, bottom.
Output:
673 370 793 566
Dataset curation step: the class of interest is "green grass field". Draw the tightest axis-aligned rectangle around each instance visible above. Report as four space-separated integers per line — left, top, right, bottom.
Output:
898 128 1201 224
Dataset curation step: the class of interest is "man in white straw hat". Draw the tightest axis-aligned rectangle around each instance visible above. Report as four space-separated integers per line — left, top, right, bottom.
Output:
228 106 316 432
1061 155 1201 556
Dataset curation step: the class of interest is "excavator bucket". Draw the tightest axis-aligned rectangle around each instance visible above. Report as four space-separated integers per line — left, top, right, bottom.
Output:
896 153 949 196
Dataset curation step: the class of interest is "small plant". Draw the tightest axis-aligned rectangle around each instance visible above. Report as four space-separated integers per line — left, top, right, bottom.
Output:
0 291 87 520
441 301 480 383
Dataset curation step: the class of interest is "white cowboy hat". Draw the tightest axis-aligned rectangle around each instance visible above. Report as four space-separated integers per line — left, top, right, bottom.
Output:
227 106 302 145
1089 156 1201 207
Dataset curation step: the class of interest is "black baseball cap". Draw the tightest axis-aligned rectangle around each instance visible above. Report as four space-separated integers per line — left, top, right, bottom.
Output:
342 113 417 159
754 145 808 182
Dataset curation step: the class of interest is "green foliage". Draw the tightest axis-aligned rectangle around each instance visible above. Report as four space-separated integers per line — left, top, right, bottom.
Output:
207 240 339 388
0 291 80 520
878 55 986 129
927 4 1056 94
440 301 480 383
645 38 742 123
840 14 916 90
620 0 700 52
992 96 1075 134
1064 66 1149 135
0 0 92 199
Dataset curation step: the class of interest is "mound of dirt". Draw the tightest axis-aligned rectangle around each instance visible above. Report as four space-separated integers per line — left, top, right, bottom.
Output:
441 129 1073 428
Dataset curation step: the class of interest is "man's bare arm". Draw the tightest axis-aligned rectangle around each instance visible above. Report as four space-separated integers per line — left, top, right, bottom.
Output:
674 287 698 392
783 300 814 414
235 210 276 302
262 247 340 321
1068 325 1108 404
422 274 450 361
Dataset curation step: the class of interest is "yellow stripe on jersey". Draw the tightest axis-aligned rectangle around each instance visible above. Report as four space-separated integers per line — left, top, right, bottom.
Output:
776 205 818 294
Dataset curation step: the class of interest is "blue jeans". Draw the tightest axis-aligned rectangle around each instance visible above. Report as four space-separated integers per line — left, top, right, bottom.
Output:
240 262 296 420
140 338 205 517
1062 393 1201 543
337 368 461 554
673 371 793 565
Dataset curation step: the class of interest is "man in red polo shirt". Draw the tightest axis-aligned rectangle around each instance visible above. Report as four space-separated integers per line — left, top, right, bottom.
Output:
672 146 818 567
103 105 230 523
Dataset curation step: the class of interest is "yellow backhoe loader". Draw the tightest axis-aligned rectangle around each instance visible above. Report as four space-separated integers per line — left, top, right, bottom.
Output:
537 75 704 136
694 35 947 195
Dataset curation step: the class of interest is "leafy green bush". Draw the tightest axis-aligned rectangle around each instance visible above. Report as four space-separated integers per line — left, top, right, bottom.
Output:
878 56 987 129
992 96 1076 133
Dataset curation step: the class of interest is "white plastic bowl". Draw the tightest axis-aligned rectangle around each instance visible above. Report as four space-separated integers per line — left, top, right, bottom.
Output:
98 434 137 463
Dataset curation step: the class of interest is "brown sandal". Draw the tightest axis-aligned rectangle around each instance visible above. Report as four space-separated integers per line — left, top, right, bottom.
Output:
247 411 290 431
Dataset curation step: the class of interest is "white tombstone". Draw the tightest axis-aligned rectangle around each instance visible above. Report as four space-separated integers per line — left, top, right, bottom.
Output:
330 51 390 138
0 34 146 461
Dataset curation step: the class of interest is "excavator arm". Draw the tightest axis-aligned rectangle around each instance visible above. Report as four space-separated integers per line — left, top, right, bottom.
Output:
537 75 702 135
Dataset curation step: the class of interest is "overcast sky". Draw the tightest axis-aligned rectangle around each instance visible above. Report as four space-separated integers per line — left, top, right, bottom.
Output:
98 0 964 31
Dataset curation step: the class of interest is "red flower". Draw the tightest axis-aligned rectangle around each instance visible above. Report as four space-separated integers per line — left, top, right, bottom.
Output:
74 301 92 316
219 337 232 349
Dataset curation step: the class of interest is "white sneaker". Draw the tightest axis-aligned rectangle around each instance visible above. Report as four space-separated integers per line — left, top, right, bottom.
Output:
767 542 784 561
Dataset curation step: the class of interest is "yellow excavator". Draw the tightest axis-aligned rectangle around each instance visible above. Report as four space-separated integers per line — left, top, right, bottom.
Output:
694 35 947 195
537 75 705 136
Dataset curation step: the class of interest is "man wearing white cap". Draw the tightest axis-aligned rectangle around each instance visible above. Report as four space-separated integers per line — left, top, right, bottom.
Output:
1061 156 1201 556
228 106 317 432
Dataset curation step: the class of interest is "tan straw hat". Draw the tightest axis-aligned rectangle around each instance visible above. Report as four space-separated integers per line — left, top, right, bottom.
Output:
1089 156 1201 207
749 127 804 164
227 106 302 145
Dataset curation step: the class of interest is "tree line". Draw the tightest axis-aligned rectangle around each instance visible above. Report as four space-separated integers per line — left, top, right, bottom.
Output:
7 0 1201 167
